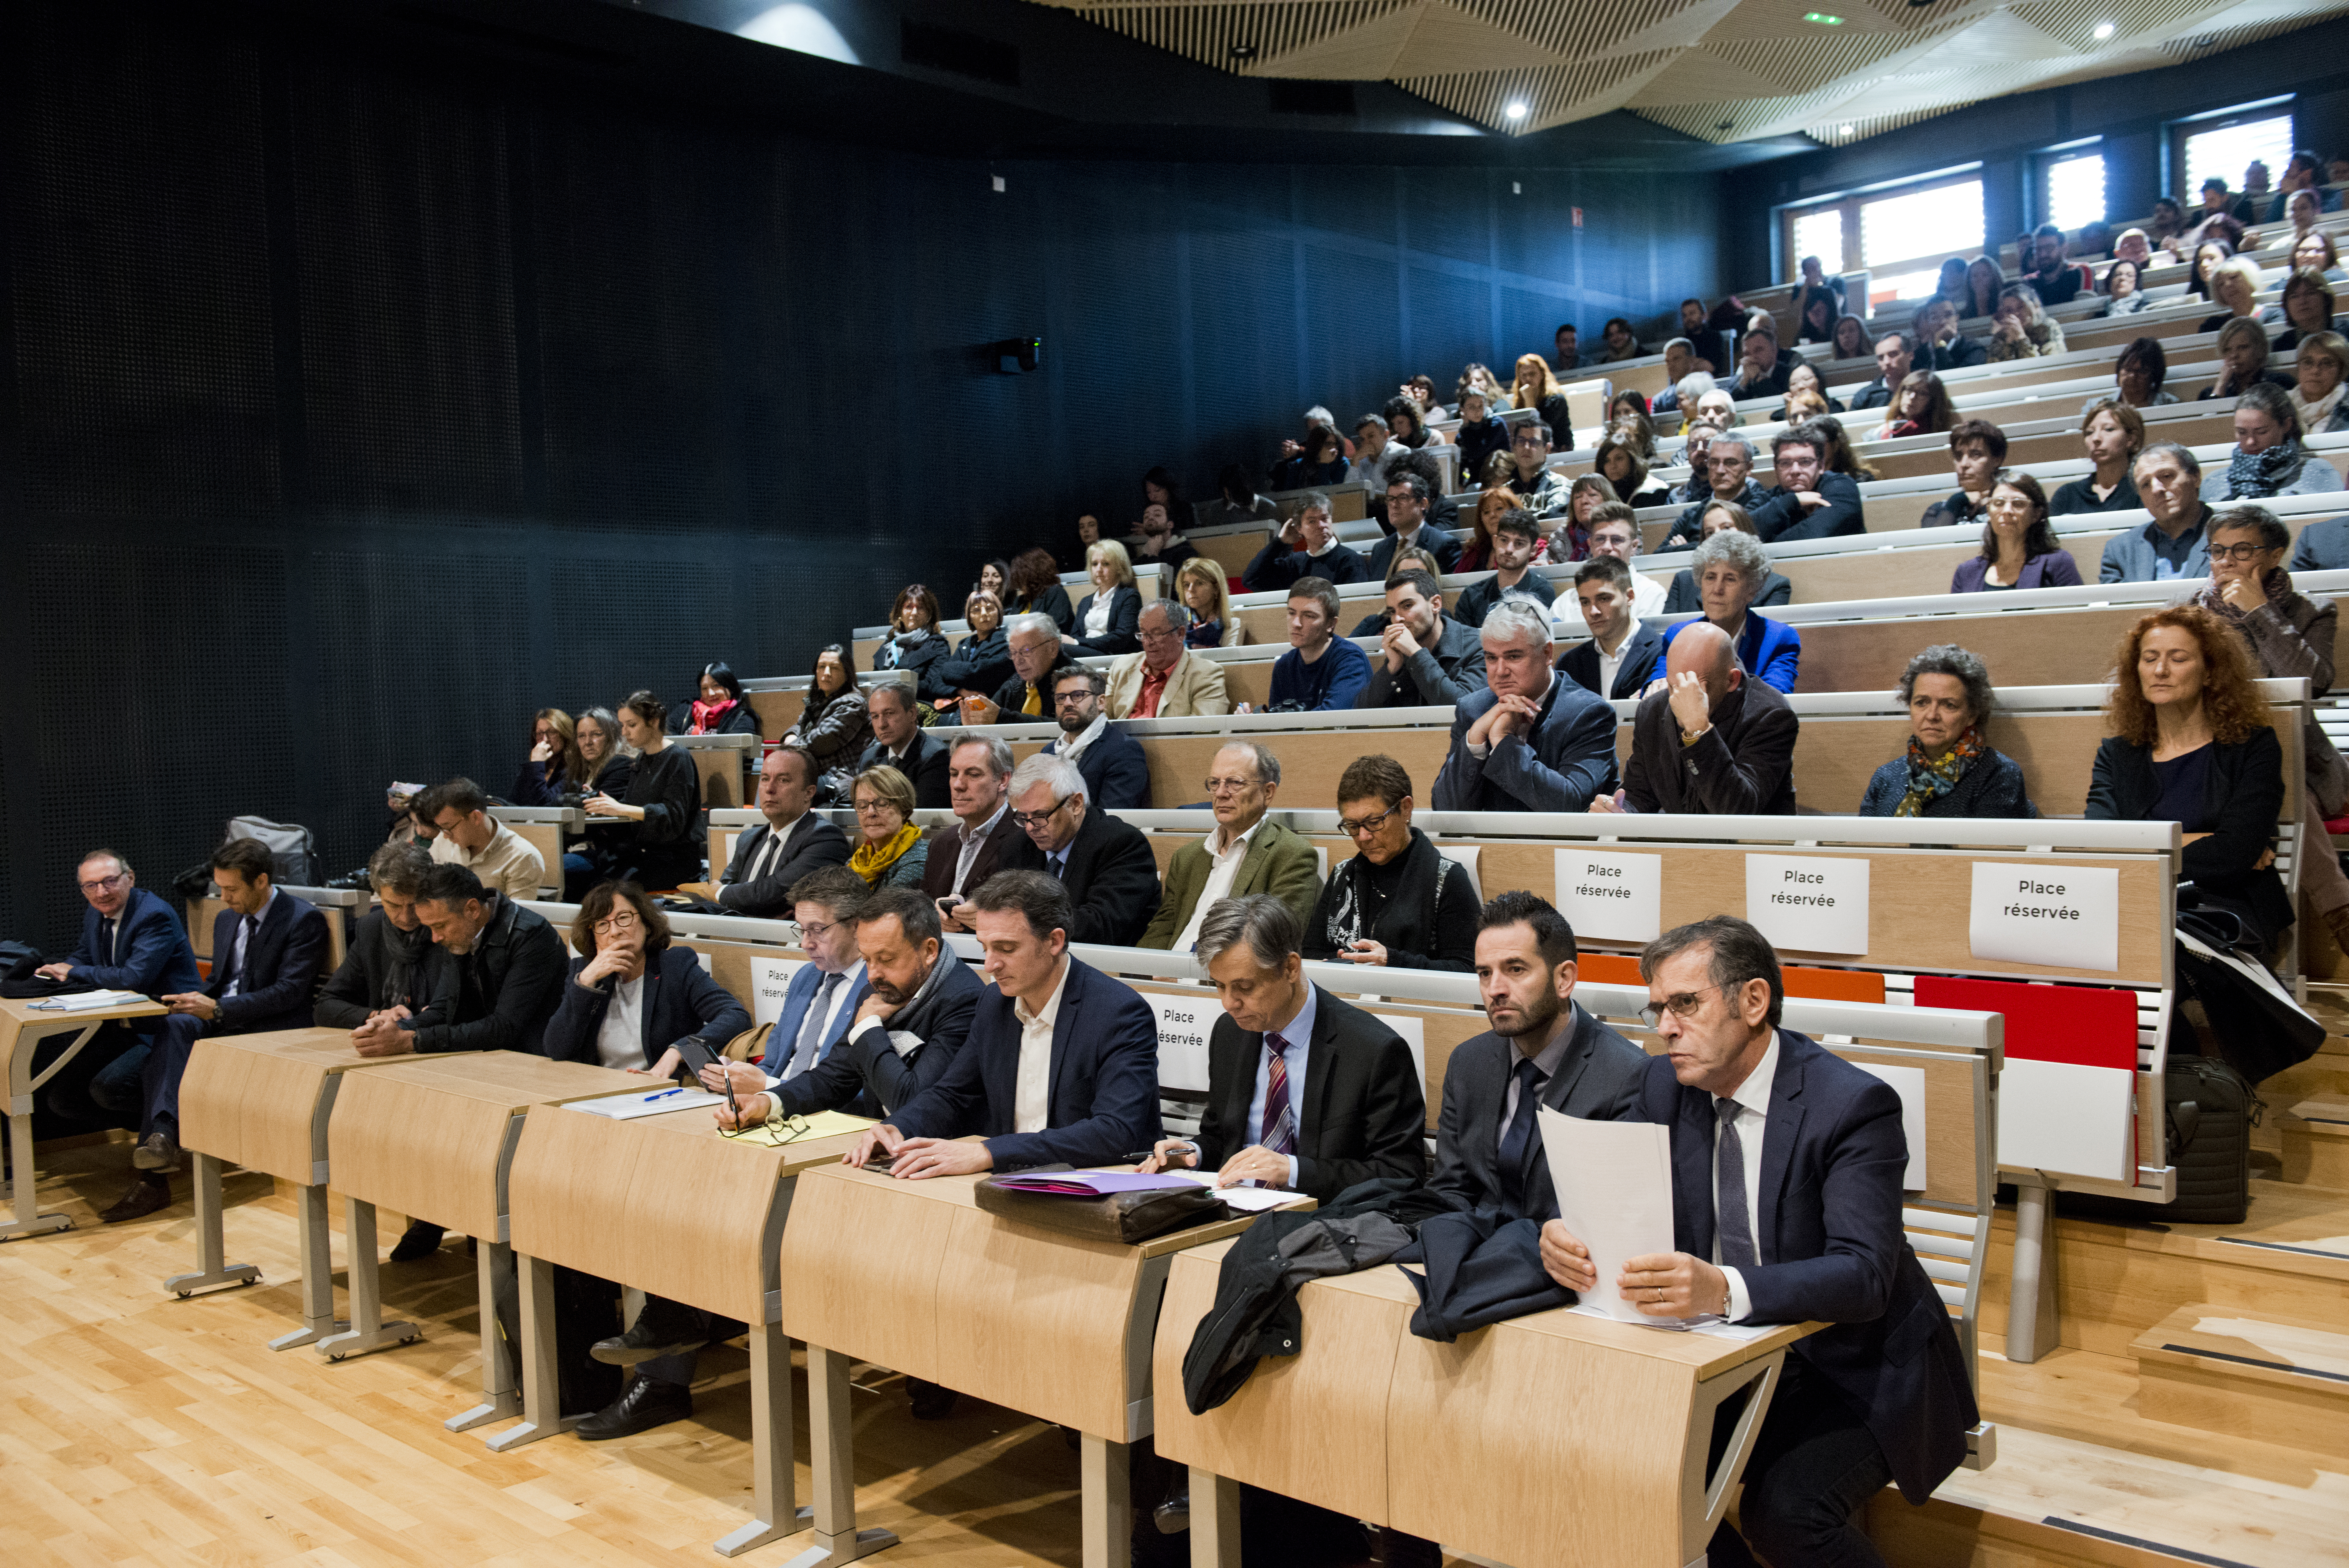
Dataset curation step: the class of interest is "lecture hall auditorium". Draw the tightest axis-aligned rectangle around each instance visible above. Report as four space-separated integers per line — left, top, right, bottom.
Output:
6 1 2349 1565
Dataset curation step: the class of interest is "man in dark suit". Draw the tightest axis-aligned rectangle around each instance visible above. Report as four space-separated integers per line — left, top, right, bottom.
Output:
1364 470 1463 581
1595 621 1798 816
1559 556 1665 702
32 847 201 1145
1847 330 1912 412
747 866 872 1090
717 745 850 916
1540 917 1978 1566
1917 298 1986 371
982 612 1083 723
1356 570 1487 709
1748 427 1865 544
91 837 329 1222
1143 894 1423 1200
395 864 568 1057
1242 493 1370 592
997 752 1161 946
926 733 1016 932
1431 598 1618 813
848 869 1161 1177
1042 666 1149 809
857 682 949 809
1428 892 1647 1216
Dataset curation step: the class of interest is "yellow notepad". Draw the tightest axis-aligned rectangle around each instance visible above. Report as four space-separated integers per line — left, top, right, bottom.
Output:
721 1109 877 1147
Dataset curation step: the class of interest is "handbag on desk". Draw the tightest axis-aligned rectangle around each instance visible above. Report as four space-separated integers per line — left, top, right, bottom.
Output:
974 1169 1224 1244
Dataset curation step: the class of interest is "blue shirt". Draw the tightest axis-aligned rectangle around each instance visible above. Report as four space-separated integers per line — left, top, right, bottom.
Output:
1241 985 1317 1189
1269 636 1370 711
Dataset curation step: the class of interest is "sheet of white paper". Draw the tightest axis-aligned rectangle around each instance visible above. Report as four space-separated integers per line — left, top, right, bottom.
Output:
1151 995 1214 1095
1967 861 2119 971
1538 1105 1676 1323
568 1088 724 1120
1743 853 1870 955
1851 1062 1929 1191
28 989 148 1011
1552 848 1663 944
1166 1171 1300 1211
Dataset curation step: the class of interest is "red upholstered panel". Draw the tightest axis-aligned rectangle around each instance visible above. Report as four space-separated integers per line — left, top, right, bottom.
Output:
1911 975 2137 1068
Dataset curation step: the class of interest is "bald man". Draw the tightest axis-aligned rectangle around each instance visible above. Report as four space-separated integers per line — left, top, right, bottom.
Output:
1592 621 1798 815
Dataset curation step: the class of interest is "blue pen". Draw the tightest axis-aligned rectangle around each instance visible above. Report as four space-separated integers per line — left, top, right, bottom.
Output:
644 1086 685 1101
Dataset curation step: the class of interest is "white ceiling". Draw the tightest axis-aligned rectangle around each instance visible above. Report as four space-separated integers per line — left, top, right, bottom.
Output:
1027 0 2349 145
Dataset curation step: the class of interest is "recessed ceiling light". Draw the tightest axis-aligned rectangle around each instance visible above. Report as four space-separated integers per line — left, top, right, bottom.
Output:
1839 124 1854 135
1802 11 1844 23
1504 100 1528 120
1229 41 1257 59
2093 20 2113 38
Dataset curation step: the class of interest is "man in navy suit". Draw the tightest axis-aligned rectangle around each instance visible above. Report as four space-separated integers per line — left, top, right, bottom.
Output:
1430 597 1619 812
753 866 873 1090
1540 917 1978 1566
92 838 327 1223
1042 667 1150 810
856 682 951 810
32 848 201 1139
715 747 851 917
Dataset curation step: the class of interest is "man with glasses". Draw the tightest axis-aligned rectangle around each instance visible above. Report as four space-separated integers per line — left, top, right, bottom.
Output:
1431 598 1618 814
422 776 546 901
1579 504 1668 620
974 611 1081 722
1494 418 1570 514
1141 742 1319 950
1243 492 1368 592
1106 599 1230 719
1041 666 1149 808
998 752 1160 946
1540 916 1978 1568
1659 432 1767 551
1365 469 1463 580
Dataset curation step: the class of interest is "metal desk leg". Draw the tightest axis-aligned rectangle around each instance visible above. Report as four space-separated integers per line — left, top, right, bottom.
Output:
715 1321 811 1556
315 1199 420 1360
1081 1434 1133 1568
269 1184 348 1350
447 1239 519 1432
1187 1469 1239 1568
163 1153 263 1295
485 1253 576 1450
1 1101 70 1240
782 1343 897 1568
2006 1173 2062 1365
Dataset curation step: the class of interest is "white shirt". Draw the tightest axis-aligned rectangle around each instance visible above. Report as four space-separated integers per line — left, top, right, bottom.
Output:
953 801 1009 896
1174 816 1265 953
742 810 805 885
1011 958 1072 1134
1711 1035 1779 1323
1594 617 1643 700
594 973 646 1071
1083 591 1115 638
1630 571 1666 620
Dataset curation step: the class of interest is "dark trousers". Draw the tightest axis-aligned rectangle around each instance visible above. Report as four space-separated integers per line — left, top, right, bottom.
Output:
89 1012 207 1137
1707 1355 1893 1568
31 1021 143 1139
636 1296 743 1389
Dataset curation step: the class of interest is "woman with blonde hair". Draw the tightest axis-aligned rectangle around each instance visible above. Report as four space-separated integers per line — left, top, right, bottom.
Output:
1063 539 1141 655
1510 352 1570 449
1174 556 1247 648
512 707 588 806
2197 256 2265 332
2288 330 2349 435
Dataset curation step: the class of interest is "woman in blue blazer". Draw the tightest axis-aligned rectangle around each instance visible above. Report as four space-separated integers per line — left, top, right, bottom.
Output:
1649 529 1800 694
541 884 750 1074
1063 539 1143 656
1949 472 2082 593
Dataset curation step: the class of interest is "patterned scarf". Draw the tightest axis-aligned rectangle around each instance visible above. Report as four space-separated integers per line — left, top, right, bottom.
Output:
1185 618 1223 649
1895 727 1984 817
689 697 739 733
2196 566 2294 624
849 822 922 887
2225 438 2306 500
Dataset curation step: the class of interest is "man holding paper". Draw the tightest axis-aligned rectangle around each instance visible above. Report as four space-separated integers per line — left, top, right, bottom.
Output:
1538 916 1977 1568
1139 895 1424 1199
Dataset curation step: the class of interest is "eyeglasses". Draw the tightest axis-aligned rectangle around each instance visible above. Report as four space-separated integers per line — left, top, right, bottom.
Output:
722 1113 814 1145
2208 543 2280 561
853 798 898 816
1201 776 1260 795
799 917 844 943
1011 795 1073 829
1053 689 1094 706
1636 983 1735 1029
593 911 640 935
1336 806 1398 838
78 872 127 894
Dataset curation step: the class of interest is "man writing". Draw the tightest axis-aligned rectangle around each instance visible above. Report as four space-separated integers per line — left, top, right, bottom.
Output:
1106 599 1230 719
1140 742 1320 950
714 745 850 916
1559 555 1663 701
1243 493 1368 591
1356 569 1487 709
925 733 1015 934
1593 622 1798 816
1429 598 1618 813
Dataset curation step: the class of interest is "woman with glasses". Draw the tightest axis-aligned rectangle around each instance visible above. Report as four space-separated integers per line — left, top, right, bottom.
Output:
1859 645 2036 818
577 691 701 896
2202 382 2344 502
542 881 750 1074
1950 472 2081 592
847 766 928 889
1301 754 1475 971
510 707 588 807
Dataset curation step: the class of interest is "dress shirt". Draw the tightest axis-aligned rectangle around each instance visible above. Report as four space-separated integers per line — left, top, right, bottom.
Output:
740 812 804 886
1240 983 1316 1188
845 951 944 1060
1709 1035 1779 1324
432 822 545 901
762 960 867 1088
1592 621 1642 703
1133 661 1173 719
1011 958 1073 1134
1056 713 1107 765
223 887 278 997
594 973 646 1071
1083 595 1113 638
1465 667 1556 760
2146 519 2207 579
954 802 1009 895
1501 1013 1575 1134
1173 817 1265 953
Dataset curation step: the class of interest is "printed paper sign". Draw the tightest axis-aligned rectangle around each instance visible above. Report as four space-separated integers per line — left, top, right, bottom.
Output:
751 954 806 1027
1369 1013 1428 1083
1552 849 1662 944
1153 995 1214 1096
1852 1062 1929 1191
1743 855 1870 954
1968 863 2120 972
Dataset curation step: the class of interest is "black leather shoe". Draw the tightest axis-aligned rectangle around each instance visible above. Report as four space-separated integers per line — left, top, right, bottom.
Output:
132 1124 182 1172
389 1221 445 1262
101 1173 173 1223
574 1374 692 1440
908 1378 959 1420
590 1300 712 1365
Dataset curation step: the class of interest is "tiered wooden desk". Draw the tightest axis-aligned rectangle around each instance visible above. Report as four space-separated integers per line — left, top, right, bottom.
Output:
493 1098 872 1556
1 993 165 1240
776 1163 1291 1568
165 1027 410 1345
317 1051 647 1432
1155 1245 1820 1568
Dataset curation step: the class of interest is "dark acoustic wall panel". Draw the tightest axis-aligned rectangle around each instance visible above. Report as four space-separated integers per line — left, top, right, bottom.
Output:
0 2 1723 949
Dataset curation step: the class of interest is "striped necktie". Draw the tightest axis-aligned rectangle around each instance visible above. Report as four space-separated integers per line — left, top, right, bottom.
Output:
1258 1034 1295 1156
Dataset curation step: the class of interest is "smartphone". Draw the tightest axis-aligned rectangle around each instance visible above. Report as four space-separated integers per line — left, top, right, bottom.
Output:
672 1036 719 1080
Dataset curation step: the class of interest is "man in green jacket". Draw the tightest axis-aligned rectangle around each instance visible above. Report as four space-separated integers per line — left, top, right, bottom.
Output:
1141 741 1322 951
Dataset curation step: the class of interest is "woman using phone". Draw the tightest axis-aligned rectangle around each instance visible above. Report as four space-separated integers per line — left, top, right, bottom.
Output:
541 881 750 1075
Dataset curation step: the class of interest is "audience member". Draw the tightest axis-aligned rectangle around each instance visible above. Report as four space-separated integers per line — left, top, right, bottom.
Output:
1592 316 1638 363
2098 256 2148 316
2292 228 2345 282
574 707 633 802
511 708 588 806
1552 322 1581 375
1658 432 1767 549
1561 554 1664 701
1594 433 1669 508
1749 425 1865 542
1264 577 1371 712
1350 412 1410 497
872 591 949 693
1458 484 1523 574
931 587 1012 707
1131 502 1198 572
1871 368 1958 440
1957 255 2002 319
857 681 949 808
1142 466 1195 531
1580 504 1668 618
1662 501 1792 612
1384 395 1441 450
2203 316 2293 403
1650 530 1801 693
1771 361 1844 421
32 849 200 1148
1064 540 1143 656
402 863 568 1058
1919 419 2008 530
1987 282 2065 361
2107 336 2179 412
1648 342 1699 417
2148 197 2188 255
1510 353 1571 448
2187 244 2243 313
1810 414 1877 484
1454 508 1545 628
2204 382 2345 502
784 647 874 789
424 777 546 901
1453 385 1509 483
925 734 1015 923
1175 557 1246 648
2051 400 2146 515
1657 366 1712 422
1272 421 1349 490
1042 666 1149 808
1005 546 1075 632
1106 599 1229 719
545 881 750 1076
1915 297 1986 371
1850 331 1912 411
1141 743 1320 952
1457 360 1512 411
842 868 1161 1178
1195 463 1279 530
2289 330 2349 436
1831 314 1870 361
1351 569 1484 709
1304 754 1475 972
978 612 1080 722
671 660 760 737
1670 422 1721 502
1366 470 1463 579
2023 221 2089 303
2112 227 2153 266
1492 419 1569 513
2103 444 2215 582
1431 598 1618 812
1243 492 1368 590
1859 646 2036 817
1598 622 1798 815
2266 149 2332 221
579 691 703 893
716 745 851 916
1070 510 1103 569
1552 474 1618 561
847 766 928 889
997 753 1161 946
1953 471 2082 592
1724 318 1792 400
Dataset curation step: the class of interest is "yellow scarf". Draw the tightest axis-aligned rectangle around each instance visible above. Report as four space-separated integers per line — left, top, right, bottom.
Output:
850 822 922 886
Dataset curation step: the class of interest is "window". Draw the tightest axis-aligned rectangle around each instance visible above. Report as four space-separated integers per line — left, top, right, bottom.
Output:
1860 180 1982 269
2178 110 2294 202
1779 169 1983 305
2045 152 2105 231
1791 208 1846 276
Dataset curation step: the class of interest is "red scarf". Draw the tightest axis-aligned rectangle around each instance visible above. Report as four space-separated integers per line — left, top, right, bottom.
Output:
689 697 738 734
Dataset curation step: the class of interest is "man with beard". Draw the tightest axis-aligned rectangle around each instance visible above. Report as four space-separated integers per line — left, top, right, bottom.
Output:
1042 666 1150 808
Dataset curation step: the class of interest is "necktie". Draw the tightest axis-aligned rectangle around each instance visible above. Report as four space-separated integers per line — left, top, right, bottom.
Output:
1715 1097 1759 1270
225 916 257 995
1048 850 1068 879
103 918 118 966
1258 1034 1295 1156
1496 1056 1544 1208
790 972 845 1076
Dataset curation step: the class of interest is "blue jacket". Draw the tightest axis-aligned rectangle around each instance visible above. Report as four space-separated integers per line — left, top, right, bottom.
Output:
540 946 752 1069
888 955 1162 1170
1653 612 1801 694
2099 512 2211 583
1634 1031 1978 1503
1430 673 1620 812
1269 637 1371 711
759 962 872 1080
203 893 330 1035
63 886 199 999
1046 721 1152 810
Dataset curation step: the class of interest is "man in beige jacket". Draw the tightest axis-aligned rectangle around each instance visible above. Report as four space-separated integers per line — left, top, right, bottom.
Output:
1105 600 1231 719
1140 741 1320 951
425 777 547 902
